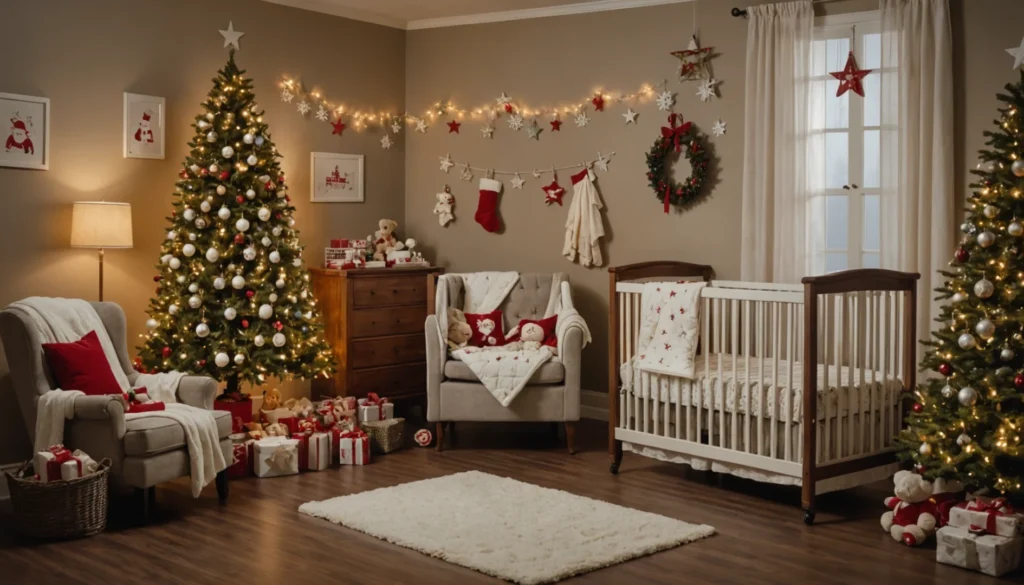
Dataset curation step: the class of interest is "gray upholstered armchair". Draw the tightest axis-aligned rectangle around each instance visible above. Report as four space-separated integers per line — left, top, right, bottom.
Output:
424 273 584 453
0 301 232 514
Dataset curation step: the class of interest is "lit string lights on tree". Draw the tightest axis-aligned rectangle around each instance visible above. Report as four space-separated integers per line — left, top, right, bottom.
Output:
899 68 1024 496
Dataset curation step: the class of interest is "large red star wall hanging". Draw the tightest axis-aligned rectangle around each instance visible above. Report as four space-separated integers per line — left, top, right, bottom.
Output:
331 118 346 135
447 119 461 133
830 51 871 97
542 180 565 206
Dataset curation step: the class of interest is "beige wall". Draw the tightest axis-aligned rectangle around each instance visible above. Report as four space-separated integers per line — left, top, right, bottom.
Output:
0 0 405 463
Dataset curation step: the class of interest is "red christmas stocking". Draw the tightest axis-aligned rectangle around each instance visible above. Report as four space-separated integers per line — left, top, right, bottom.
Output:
475 178 503 233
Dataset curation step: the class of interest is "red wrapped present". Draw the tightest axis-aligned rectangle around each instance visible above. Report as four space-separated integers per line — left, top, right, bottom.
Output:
306 432 332 471
337 429 371 465
292 431 311 471
279 416 298 435
228 441 254 479
216 394 253 433
357 392 394 422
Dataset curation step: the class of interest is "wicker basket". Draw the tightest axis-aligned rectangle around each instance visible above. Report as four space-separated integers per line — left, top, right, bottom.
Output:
5 458 111 539
360 418 405 453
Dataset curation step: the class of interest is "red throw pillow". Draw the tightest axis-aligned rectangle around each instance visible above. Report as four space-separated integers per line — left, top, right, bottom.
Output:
507 315 558 347
42 330 123 396
465 309 506 347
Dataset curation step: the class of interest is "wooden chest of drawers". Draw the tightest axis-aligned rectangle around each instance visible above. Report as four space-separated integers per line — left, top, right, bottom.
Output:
310 266 443 403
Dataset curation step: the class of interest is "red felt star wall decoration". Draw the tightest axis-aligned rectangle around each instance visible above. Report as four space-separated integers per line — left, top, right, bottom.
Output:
542 180 565 206
331 118 346 135
829 51 871 97
592 94 605 112
550 119 562 132
447 119 461 133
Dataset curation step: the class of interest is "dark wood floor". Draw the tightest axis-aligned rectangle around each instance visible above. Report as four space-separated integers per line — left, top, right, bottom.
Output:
0 420 1017 584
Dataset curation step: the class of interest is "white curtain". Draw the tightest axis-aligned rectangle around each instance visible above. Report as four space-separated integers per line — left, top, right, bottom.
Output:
879 0 954 345
740 1 815 283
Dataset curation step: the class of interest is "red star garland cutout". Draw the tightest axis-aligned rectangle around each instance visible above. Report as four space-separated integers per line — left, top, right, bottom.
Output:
447 119 461 134
550 119 562 131
591 94 605 112
829 51 871 97
542 180 565 206
331 118 346 135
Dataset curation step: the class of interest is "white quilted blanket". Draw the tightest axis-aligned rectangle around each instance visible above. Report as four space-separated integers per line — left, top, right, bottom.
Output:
634 282 706 379
451 345 554 406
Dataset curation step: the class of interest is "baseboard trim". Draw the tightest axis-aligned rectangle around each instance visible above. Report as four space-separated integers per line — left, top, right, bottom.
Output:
580 390 609 422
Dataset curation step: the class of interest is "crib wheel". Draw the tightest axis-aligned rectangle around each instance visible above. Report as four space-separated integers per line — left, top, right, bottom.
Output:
803 508 815 525
609 462 620 475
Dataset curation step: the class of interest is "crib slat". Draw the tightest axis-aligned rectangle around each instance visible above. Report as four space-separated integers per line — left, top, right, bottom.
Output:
770 302 780 460
674 377 682 440
743 299 752 454
757 301 765 456
718 297 726 448
881 290 891 447
731 299 739 452
786 302 795 462
869 292 878 452
698 296 709 442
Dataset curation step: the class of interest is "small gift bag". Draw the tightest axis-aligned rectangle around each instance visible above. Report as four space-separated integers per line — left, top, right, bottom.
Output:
306 432 332 471
337 430 371 465
357 393 394 422
253 437 300 478
360 417 405 454
936 525 1022 576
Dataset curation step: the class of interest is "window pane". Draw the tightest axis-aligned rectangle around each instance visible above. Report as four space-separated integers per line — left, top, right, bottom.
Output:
862 33 881 70
863 129 880 189
826 80 848 129
862 252 880 269
811 39 829 76
827 38 851 73
826 253 848 274
863 194 880 251
825 132 849 189
826 195 849 250
863 72 880 127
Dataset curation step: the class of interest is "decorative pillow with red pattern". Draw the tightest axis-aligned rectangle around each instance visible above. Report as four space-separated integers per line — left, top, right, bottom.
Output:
506 315 558 348
465 309 506 347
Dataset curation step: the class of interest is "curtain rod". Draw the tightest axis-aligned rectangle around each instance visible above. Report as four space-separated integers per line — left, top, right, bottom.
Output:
732 0 843 18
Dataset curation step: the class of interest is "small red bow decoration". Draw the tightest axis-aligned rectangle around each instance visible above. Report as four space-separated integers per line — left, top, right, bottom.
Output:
363 392 388 406
661 113 691 153
339 429 367 440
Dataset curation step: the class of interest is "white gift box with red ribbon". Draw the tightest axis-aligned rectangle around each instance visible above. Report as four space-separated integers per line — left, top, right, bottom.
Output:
949 497 1023 538
936 525 1022 577
253 437 300 478
337 430 371 465
33 446 97 482
357 393 393 422
306 432 332 471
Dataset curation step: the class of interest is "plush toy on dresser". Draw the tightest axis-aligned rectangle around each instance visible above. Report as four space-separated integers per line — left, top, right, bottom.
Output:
372 218 404 261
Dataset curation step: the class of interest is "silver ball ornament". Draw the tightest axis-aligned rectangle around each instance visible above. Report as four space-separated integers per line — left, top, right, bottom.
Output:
247 155 258 166
254 335 265 347
218 207 231 220
206 131 218 143
255 136 265 146
182 244 196 257
243 133 254 144
978 231 996 248
195 217 207 229
272 227 283 237
952 292 968 303
1011 222 1024 237
974 278 995 299
168 304 179 315
243 247 257 261
188 233 196 241
206 247 220 263
957 433 972 446
188 295 202 309
984 204 999 219
213 277 226 290
197 120 210 130
273 333 286 347
941 384 955 399
215 352 230 368
188 283 198 293
224 307 237 321
257 207 271 221
216 185 227 196
221 146 235 158
231 275 246 289
209 164 219 173
205 113 215 121
166 230 177 241
168 257 181 270
176 275 186 284
919 442 932 456
961 221 976 234
292 258 301 267
235 217 250 232
958 385 978 406
183 209 196 221
976 318 996 339
269 251 281 264
233 353 245 365
1001 348 1015 361
196 323 210 338
258 304 273 319
269 293 278 303
958 333 977 350
261 237 271 247
276 278 286 289
200 201 212 213
246 189 256 200
146 318 158 330
1012 159 1024 178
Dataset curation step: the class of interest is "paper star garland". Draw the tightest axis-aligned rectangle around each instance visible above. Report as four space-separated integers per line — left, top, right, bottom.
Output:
574 111 590 127
447 120 461 134
1008 36 1024 70
594 152 610 172
481 125 495 139
439 153 454 173
315 106 329 122
696 79 719 102
830 51 871 97
510 173 525 189
526 121 542 140
380 135 393 149
391 121 402 134
543 180 566 206
712 119 727 137
656 91 676 111
496 92 512 108
460 165 474 182
550 118 563 131
331 118 346 135
415 119 428 133
623 108 638 124
297 101 311 115
592 94 605 112
281 89 294 103
532 169 542 179
219 21 244 50
508 113 525 131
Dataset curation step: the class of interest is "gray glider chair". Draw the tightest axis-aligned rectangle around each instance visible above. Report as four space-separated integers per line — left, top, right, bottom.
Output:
425 273 585 453
0 301 232 515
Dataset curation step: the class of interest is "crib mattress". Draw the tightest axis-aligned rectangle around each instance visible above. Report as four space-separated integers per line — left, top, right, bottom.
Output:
623 353 904 420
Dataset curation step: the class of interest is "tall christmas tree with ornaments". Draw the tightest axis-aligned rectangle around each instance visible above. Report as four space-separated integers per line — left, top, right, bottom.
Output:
900 68 1024 496
137 50 334 393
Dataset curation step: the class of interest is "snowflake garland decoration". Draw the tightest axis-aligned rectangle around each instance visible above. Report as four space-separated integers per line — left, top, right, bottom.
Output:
481 125 495 139
712 119 727 137
297 101 311 115
508 113 525 131
656 91 676 111
574 111 590 127
281 89 294 103
696 79 719 102
380 134 393 149
315 105 329 122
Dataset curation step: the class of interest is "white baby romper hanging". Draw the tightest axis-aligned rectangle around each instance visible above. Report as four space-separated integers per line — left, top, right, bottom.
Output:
563 167 606 267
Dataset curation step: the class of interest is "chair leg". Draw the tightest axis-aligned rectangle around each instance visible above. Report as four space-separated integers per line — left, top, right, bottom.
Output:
216 469 229 504
435 422 445 452
136 488 150 525
147 486 156 509
564 421 576 455
448 421 456 445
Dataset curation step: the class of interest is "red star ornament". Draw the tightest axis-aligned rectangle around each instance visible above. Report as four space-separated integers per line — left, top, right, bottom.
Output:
542 180 565 206
331 118 346 136
549 119 562 131
591 94 605 112
829 51 871 97
447 119 461 133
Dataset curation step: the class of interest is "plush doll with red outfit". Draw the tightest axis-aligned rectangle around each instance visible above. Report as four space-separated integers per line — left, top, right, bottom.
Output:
121 387 166 413
881 470 939 546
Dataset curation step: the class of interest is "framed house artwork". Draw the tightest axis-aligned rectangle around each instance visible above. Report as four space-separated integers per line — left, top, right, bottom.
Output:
123 92 166 159
0 92 50 170
311 152 364 203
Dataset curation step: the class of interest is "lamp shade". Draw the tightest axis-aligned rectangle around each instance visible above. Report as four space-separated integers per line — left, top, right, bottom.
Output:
71 202 133 249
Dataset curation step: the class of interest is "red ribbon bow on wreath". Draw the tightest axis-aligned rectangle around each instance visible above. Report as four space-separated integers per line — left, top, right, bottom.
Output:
661 114 691 154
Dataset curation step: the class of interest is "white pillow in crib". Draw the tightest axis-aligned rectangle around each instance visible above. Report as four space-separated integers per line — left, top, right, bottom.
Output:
636 282 706 380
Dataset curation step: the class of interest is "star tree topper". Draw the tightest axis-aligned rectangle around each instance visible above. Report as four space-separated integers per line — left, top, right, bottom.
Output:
219 21 244 50
1008 36 1024 70
830 51 871 97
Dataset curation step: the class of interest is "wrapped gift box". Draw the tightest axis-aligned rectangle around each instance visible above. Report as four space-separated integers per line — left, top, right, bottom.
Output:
357 393 394 422
215 394 253 433
228 441 254 479
33 446 97 483
253 437 300 478
306 432 332 471
949 498 1022 538
936 525 1022 577
360 417 405 454
338 430 371 465
261 407 293 424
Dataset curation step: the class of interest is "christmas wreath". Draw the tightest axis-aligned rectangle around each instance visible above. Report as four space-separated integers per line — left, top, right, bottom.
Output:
646 114 710 213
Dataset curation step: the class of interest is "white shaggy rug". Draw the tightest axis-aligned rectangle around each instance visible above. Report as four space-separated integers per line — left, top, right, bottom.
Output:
299 470 714 584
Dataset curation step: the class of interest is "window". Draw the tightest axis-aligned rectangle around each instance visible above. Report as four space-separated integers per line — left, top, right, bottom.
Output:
807 13 888 274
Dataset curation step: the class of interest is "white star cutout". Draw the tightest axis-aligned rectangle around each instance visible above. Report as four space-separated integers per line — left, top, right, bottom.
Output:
281 89 294 103
415 119 428 133
574 111 590 127
696 78 719 102
219 21 244 50
532 169 542 178
623 108 638 124
508 113 524 131
594 152 610 172
391 122 402 134
439 153 454 173
656 91 675 111
481 124 495 139
315 106 329 122
1008 36 1024 70
460 165 474 182
496 92 512 107
712 119 727 137
510 173 525 189
297 101 310 115
526 121 542 140
381 135 393 149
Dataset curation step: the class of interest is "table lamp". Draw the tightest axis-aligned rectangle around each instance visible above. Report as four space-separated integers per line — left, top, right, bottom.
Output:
70 201 133 301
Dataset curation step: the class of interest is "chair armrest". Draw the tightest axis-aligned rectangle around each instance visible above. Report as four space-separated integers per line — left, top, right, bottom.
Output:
424 314 445 422
560 326 584 421
560 280 576 311
177 376 218 409
72 395 127 438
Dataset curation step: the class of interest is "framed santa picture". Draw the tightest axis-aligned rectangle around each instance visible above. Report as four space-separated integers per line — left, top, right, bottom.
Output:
0 92 50 170
123 92 165 159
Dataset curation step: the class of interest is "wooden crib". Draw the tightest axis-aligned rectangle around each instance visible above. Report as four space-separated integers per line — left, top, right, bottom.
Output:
607 261 919 524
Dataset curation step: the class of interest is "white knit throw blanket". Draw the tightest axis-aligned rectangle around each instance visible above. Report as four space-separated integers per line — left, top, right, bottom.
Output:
11 297 226 497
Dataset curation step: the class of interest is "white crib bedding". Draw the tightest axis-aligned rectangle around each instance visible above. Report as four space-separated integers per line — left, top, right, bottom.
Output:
623 353 904 420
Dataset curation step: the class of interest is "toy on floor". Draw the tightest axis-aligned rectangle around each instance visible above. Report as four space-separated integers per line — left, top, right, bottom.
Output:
881 470 938 546
263 387 282 411
414 428 434 447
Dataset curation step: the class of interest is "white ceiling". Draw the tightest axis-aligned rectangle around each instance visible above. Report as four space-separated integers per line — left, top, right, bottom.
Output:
262 0 691 30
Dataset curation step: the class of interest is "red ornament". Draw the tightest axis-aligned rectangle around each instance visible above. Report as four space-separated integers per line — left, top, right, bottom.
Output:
331 118 346 136
153 275 162 282
219 170 231 181
550 119 562 131
171 210 177 217
447 120 461 134
161 346 171 358
236 195 244 203
199 168 209 176
234 234 246 245
275 212 282 220
265 181 275 191
246 290 255 299
179 170 189 179
829 51 871 97
912 402 923 413
1015 373 1024 390
241 319 250 329
277 175 286 184
196 359 206 368
274 321 284 331
955 247 969 262
542 180 565 206
938 362 953 377
285 195 291 202
504 103 514 114
591 94 605 112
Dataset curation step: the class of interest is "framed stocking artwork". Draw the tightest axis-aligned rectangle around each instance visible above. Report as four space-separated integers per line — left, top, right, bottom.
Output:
123 92 165 159
0 92 50 170
311 152 364 203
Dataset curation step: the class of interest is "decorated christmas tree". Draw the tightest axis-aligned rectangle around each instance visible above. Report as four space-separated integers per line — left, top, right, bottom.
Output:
137 51 334 393
900 69 1024 496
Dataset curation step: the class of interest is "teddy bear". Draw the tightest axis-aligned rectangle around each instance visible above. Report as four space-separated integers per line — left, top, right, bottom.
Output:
373 218 405 261
433 191 455 226
263 387 282 411
881 470 939 546
446 307 472 350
